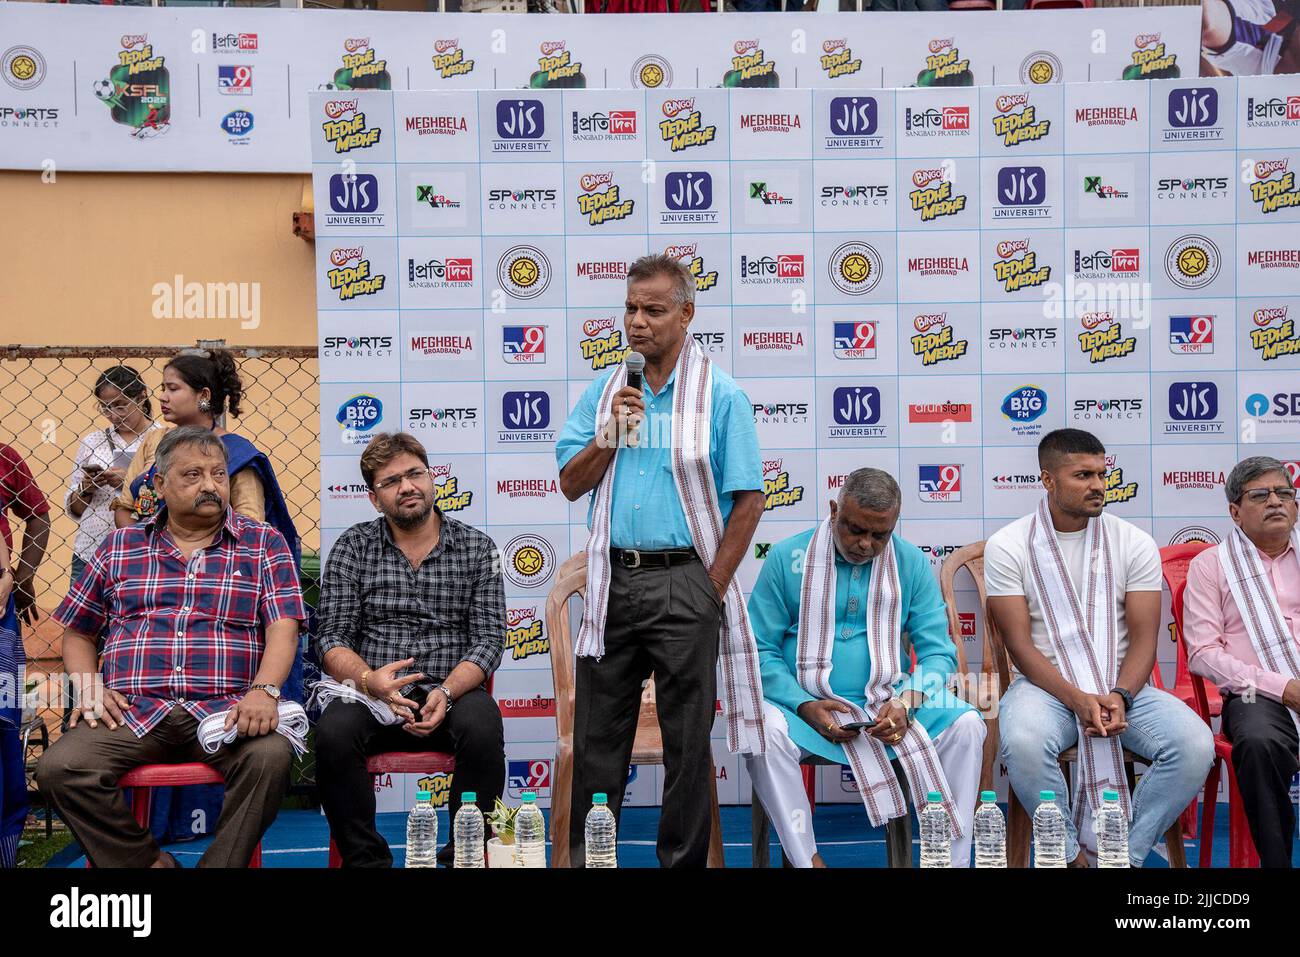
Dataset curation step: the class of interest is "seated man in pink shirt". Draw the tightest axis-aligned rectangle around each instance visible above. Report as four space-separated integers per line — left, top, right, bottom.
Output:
1184 455 1300 868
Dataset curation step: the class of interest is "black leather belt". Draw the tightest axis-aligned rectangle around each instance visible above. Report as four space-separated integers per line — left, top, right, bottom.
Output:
610 547 698 569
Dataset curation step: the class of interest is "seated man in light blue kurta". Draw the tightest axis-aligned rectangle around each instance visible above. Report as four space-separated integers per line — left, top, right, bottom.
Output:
746 467 985 867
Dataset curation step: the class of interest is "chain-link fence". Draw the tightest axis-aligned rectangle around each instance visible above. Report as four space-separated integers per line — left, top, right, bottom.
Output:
0 342 322 801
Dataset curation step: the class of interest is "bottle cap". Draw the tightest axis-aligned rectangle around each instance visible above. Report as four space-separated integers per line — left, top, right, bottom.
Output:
521 791 537 803
926 790 942 803
1102 789 1119 802
1039 790 1056 801
980 790 997 803
593 792 608 804
415 790 431 801
461 791 477 802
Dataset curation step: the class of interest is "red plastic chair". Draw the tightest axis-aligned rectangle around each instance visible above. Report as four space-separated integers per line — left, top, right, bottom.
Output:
86 762 263 868
1159 542 1218 840
326 752 458 867
948 0 995 9
1159 542 1224 720
1170 577 1261 868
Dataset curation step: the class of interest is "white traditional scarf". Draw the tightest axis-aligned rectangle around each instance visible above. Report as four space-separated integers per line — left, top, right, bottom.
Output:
1026 497 1131 827
308 675 405 727
794 516 960 835
575 339 767 756
197 700 311 756
1221 524 1300 741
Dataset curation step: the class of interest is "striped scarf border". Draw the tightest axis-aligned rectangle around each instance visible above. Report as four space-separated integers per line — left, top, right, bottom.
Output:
576 341 767 756
795 518 961 836
1221 525 1300 744
1026 497 1130 826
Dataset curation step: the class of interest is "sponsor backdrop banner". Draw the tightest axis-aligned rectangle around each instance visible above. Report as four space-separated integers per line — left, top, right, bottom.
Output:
312 75 1300 809
0 4 1201 173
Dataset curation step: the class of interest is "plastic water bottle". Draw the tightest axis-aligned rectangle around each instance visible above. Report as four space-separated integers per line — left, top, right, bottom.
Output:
584 792 618 868
919 790 952 868
974 790 1007 868
513 790 547 868
405 790 438 868
1094 789 1130 869
1032 789 1068 868
453 791 485 869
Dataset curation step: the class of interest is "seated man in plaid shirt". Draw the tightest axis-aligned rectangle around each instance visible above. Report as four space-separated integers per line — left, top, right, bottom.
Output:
37 426 306 867
314 432 506 868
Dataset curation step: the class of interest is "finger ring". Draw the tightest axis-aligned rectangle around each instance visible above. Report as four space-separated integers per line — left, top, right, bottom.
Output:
825 723 835 733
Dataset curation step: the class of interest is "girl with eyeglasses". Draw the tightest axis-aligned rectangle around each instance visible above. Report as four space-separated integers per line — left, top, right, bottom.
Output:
66 365 162 587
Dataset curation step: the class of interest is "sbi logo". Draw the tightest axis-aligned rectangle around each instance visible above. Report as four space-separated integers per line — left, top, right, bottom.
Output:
1245 393 1270 416
1245 392 1300 417
221 109 254 136
337 394 382 432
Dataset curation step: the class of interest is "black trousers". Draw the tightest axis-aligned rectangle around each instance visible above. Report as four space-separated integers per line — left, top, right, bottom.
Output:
1223 693 1299 868
570 557 722 868
314 688 505 868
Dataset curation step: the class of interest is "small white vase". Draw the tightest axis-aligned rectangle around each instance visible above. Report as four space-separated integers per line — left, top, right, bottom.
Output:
487 836 523 868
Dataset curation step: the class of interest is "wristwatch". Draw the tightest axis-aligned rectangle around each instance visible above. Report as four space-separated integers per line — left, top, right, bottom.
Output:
251 683 281 701
1110 686 1134 712
435 685 454 712
890 695 914 724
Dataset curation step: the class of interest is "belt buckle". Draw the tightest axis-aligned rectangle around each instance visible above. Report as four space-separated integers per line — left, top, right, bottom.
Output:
621 548 641 569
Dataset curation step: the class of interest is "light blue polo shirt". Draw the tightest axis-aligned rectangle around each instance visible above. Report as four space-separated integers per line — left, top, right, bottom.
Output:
555 364 762 550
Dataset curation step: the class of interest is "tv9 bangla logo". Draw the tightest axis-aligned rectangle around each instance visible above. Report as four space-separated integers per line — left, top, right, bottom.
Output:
508 759 552 798
918 464 962 502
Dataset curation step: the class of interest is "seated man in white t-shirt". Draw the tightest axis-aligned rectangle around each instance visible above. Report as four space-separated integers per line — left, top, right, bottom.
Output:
985 429 1213 867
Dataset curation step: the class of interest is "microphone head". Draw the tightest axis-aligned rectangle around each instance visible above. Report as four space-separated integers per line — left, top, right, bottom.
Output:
625 351 646 373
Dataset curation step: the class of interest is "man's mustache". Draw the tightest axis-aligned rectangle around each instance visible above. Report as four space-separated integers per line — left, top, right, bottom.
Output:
194 492 224 508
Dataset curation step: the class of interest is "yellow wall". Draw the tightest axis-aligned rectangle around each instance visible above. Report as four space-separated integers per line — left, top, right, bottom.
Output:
0 170 317 347
0 171 323 659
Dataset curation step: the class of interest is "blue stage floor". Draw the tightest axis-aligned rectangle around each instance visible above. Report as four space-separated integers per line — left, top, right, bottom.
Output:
49 802 1295 868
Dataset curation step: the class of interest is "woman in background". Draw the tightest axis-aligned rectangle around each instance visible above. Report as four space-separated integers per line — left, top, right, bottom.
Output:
66 366 161 586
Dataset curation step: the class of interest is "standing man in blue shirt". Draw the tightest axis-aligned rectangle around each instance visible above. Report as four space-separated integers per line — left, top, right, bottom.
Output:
556 254 767 867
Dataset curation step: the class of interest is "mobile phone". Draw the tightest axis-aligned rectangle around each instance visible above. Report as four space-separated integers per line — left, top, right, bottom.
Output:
82 463 104 474
840 721 871 732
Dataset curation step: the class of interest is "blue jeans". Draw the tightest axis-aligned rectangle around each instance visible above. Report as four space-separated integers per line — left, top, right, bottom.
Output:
999 678 1214 867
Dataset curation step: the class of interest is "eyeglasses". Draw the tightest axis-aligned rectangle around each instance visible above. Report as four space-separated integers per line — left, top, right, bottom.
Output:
1238 486 1298 505
372 466 431 492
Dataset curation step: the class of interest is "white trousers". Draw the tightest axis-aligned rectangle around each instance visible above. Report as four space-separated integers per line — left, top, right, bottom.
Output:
746 701 987 867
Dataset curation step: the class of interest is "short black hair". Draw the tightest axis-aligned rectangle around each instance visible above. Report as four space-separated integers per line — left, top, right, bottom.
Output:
1038 428 1105 471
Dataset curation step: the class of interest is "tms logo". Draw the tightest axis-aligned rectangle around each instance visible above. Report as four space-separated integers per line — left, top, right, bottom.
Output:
1169 315 1214 355
328 173 378 212
832 386 881 425
497 99 543 137
1168 87 1217 128
502 325 546 363
828 96 878 135
1168 381 1218 420
832 321 877 359
918 464 962 502
502 391 550 430
507 759 552 797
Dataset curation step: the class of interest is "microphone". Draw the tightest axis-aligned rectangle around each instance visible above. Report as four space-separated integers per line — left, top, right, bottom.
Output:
624 351 645 448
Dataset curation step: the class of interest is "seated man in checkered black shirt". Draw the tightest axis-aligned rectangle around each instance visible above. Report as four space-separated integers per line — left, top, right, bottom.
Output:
314 432 507 868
